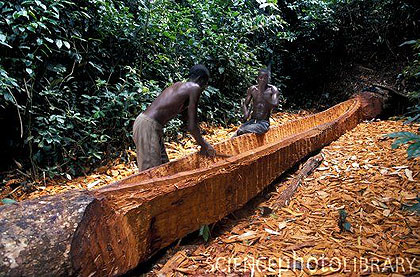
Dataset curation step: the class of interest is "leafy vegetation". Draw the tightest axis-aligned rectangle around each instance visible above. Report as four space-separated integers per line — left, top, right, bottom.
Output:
386 132 420 159
402 197 420 214
401 39 420 104
0 0 418 178
387 39 420 159
199 224 211 242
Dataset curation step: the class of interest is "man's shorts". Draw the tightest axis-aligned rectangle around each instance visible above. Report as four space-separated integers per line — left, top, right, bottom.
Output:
132 114 169 171
235 119 270 136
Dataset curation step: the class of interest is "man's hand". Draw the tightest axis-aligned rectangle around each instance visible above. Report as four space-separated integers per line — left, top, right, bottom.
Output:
199 142 216 157
264 85 280 106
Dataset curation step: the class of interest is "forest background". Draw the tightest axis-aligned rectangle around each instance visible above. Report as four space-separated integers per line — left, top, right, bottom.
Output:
0 0 419 180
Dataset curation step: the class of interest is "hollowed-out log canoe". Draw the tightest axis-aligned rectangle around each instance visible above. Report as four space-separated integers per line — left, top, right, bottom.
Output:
0 92 384 276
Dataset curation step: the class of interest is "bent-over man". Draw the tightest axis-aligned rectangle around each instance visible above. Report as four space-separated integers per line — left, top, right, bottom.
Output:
235 68 280 136
133 65 216 171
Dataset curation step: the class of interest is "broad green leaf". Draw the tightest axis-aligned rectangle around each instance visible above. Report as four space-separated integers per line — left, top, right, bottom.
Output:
0 41 12 48
26 25 35 33
391 137 416 149
386 132 420 139
2 198 17 205
399 40 418 47
12 11 20 19
28 10 37 20
407 142 420 158
343 222 352 232
3 92 13 102
405 114 420 124
199 225 210 242
88 62 104 74
402 198 420 214
56 39 63 49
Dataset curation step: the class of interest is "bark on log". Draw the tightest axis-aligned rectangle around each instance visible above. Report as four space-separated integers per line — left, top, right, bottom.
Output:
0 93 385 276
0 191 94 276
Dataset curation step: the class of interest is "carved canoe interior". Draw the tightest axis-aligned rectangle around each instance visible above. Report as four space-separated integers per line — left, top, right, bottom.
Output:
104 97 357 190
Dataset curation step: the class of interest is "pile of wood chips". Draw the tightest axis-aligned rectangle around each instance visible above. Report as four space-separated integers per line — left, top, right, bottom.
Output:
153 120 420 276
9 111 309 201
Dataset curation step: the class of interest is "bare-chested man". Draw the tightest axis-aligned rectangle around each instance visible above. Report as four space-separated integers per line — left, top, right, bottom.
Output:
235 68 280 136
133 65 216 171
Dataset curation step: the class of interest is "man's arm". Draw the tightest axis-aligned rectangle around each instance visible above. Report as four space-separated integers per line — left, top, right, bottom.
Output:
242 87 253 122
187 88 215 156
264 85 280 106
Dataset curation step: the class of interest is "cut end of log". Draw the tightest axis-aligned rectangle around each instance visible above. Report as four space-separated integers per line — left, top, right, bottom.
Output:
70 198 149 276
0 191 94 276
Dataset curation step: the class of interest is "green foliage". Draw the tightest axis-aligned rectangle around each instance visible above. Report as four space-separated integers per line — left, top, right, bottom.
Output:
279 0 419 105
0 0 290 177
1 198 17 205
400 39 420 102
0 0 418 178
199 224 211 242
0 0 154 176
387 39 420 160
386 132 420 159
29 68 160 176
402 197 420 214
404 105 420 124
338 209 352 233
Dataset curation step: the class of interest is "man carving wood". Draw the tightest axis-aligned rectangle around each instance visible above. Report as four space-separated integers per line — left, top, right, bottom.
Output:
133 65 216 171
235 68 281 136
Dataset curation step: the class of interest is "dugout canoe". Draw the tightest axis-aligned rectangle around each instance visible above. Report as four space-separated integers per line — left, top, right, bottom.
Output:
0 92 384 276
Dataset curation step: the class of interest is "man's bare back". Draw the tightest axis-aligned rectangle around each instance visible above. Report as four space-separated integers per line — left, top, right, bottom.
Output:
133 65 215 171
143 82 198 126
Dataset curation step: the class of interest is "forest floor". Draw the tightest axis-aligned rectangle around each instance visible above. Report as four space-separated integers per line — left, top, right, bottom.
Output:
144 118 420 276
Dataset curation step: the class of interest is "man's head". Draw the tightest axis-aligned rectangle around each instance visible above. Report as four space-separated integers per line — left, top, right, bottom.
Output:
258 68 270 85
188 64 210 88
